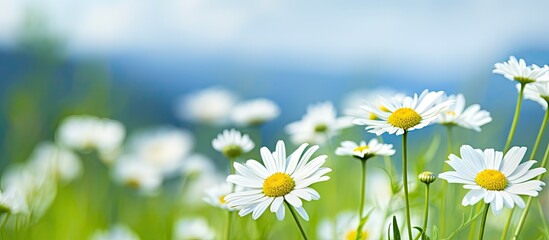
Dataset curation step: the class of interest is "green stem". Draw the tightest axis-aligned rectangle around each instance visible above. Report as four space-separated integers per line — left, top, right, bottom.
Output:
529 108 549 160
402 131 413 240
477 203 490 240
355 159 367 240
421 184 430 240
512 137 549 239
439 126 454 236
286 201 309 240
446 126 453 157
504 83 525 152
226 158 236 240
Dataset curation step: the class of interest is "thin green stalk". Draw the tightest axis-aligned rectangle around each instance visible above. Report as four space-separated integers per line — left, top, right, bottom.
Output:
226 158 236 240
529 109 549 160
446 126 453 157
439 126 453 236
1 213 10 232
467 205 480 240
477 203 490 240
402 131 413 240
504 83 525 152
355 159 367 240
500 83 526 240
513 138 549 239
414 184 431 240
286 201 309 240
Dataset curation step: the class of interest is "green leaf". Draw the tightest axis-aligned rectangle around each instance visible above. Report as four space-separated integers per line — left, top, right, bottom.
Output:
393 216 401 240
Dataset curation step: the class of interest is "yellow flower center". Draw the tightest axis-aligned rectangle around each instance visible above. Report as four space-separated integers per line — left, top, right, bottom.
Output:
353 145 369 153
263 173 295 197
219 195 227 204
223 145 243 159
475 169 508 191
125 178 141 188
446 111 456 116
387 108 422 130
314 124 328 133
346 229 368 240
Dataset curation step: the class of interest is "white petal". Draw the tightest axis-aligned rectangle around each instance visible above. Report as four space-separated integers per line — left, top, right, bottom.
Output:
295 206 309 221
285 193 303 208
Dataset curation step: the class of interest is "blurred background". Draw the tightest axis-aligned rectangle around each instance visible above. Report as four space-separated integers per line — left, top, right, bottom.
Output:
1 0 549 239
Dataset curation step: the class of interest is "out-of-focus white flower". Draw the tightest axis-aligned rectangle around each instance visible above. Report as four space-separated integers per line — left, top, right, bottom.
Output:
203 182 238 211
285 102 352 145
212 129 254 159
520 82 549 110
353 90 454 135
230 98 280 126
0 188 28 215
176 87 237 125
173 218 216 240
342 88 406 120
366 171 394 210
181 154 222 205
181 154 217 178
90 223 140 240
27 142 82 183
317 211 385 240
57 115 125 156
112 156 163 194
1 164 57 222
436 94 492 132
493 56 549 84
128 127 194 175
335 139 395 160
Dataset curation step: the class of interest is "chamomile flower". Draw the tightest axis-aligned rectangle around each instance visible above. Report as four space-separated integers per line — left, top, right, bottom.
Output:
225 140 330 221
128 127 194 175
353 90 454 135
176 87 237 125
231 98 280 126
285 101 352 145
90 224 140 240
212 129 254 159
436 94 492 131
520 82 549 110
342 88 406 120
335 139 395 160
203 182 238 211
27 142 82 183
57 115 125 154
493 56 549 84
439 145 546 215
173 218 216 240
112 156 163 194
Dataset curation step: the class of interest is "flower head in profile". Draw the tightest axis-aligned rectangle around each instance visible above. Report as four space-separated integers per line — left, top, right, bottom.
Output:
353 90 454 135
203 182 239 211
225 140 331 221
90 224 140 240
57 115 125 152
212 129 254 159
342 88 406 120
439 145 546 215
520 82 549 110
176 87 237 125
286 101 352 145
231 98 280 126
335 139 395 160
112 156 163 194
493 56 549 84
436 94 492 132
173 218 216 240
128 127 194 175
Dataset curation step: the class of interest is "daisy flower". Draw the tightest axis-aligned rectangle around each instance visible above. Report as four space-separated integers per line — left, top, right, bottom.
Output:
112 156 163 194
90 224 140 240
224 140 331 221
439 145 546 215
285 101 352 145
212 129 255 159
173 218 216 240
493 56 549 84
127 127 194 175
57 115 125 154
335 139 395 160
231 98 280 126
27 142 82 183
176 87 237 125
520 82 549 110
353 90 454 135
203 182 239 211
342 88 406 120
436 94 492 131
